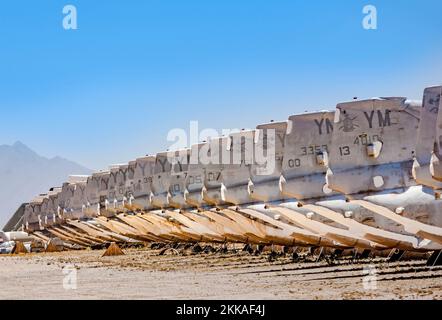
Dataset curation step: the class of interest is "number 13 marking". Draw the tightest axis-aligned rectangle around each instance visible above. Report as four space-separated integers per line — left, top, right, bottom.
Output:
339 146 351 156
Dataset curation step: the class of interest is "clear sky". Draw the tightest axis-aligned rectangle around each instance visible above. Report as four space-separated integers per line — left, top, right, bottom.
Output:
0 0 441 170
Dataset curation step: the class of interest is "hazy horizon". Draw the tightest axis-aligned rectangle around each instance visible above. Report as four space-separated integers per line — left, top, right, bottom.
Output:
0 141 92 227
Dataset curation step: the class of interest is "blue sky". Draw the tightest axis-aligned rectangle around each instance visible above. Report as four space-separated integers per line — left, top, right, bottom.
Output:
0 0 441 170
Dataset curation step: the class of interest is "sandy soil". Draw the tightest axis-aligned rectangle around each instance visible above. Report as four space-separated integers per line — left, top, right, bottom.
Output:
1 247 441 300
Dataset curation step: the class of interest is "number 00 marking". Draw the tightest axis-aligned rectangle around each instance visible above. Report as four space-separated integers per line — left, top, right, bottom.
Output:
288 159 301 168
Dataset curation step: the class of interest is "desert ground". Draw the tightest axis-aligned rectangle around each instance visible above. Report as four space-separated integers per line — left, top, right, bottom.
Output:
1 245 441 300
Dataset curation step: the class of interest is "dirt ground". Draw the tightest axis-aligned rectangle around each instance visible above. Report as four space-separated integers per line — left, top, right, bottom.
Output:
1 246 441 300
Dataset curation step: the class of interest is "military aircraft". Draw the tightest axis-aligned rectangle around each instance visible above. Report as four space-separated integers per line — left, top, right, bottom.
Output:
13 84 442 265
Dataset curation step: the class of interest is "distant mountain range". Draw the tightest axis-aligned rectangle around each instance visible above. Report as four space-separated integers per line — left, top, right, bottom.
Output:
0 142 92 228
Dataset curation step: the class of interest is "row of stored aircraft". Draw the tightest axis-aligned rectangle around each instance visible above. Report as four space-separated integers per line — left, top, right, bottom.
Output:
16 85 442 264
